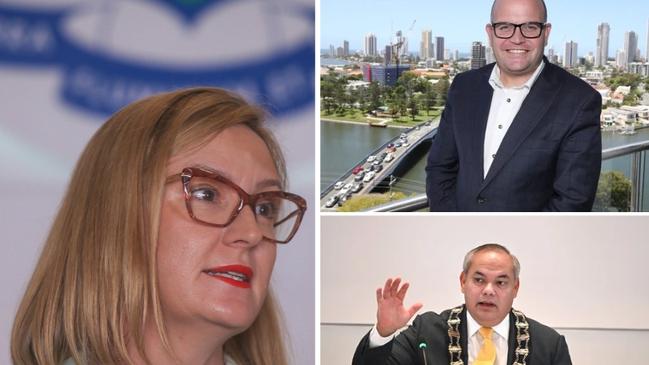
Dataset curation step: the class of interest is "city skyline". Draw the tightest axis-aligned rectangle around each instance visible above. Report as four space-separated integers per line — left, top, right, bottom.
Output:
321 0 649 59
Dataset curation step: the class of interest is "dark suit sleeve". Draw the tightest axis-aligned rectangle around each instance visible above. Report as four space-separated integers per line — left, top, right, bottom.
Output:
551 335 573 365
352 314 447 365
425 82 459 211
352 326 420 365
543 90 602 212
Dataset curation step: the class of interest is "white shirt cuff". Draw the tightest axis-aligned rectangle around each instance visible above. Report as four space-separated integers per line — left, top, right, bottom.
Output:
368 325 396 348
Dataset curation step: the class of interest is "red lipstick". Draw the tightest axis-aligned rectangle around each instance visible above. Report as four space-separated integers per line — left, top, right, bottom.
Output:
203 264 253 289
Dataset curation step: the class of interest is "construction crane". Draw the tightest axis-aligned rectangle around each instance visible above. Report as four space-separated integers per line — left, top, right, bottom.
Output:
389 19 416 83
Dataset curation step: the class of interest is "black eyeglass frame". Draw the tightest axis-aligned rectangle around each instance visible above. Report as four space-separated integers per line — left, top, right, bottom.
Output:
166 167 307 244
490 22 546 39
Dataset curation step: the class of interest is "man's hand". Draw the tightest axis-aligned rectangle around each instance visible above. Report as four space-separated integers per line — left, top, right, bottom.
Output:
375 277 423 337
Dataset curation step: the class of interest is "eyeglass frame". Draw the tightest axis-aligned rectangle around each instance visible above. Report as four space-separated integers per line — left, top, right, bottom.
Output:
165 167 307 244
490 22 546 39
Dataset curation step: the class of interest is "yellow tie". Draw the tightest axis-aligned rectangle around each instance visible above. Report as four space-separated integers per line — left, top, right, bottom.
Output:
474 327 496 365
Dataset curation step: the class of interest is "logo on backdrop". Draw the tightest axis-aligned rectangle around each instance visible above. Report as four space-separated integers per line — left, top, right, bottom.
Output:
0 0 314 117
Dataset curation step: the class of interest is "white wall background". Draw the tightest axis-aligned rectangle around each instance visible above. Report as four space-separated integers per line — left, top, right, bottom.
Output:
321 215 649 365
0 1 315 364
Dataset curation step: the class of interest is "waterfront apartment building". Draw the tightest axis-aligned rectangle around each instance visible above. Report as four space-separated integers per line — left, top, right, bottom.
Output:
471 42 486 70
421 30 433 60
435 37 444 61
596 22 610 67
629 62 649 76
364 33 378 57
343 40 350 57
564 41 578 69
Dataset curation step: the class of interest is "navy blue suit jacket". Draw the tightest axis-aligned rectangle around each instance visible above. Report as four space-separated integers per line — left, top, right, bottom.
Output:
425 59 602 211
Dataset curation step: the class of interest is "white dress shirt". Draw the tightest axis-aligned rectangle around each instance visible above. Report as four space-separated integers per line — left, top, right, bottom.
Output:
368 311 511 365
466 311 509 365
483 62 545 178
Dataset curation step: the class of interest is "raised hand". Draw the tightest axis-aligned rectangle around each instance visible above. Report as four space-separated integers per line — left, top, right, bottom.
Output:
375 277 423 337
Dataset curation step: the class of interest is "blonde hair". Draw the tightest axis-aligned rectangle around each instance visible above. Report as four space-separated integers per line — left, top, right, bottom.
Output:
11 87 289 365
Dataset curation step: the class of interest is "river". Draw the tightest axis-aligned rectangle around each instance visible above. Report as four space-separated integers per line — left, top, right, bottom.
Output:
321 120 649 198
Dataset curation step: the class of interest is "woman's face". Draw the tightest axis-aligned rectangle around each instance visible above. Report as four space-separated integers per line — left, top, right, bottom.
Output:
156 124 280 334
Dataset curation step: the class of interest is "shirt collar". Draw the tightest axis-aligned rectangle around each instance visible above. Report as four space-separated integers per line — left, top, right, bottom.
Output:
489 59 545 90
466 309 510 342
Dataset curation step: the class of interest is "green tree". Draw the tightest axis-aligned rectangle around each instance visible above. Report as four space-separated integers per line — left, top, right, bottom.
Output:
368 81 382 112
422 82 437 115
434 78 450 106
408 96 419 120
593 171 631 212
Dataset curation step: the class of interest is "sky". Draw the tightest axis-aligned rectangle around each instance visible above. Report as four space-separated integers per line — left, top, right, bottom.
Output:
320 0 649 58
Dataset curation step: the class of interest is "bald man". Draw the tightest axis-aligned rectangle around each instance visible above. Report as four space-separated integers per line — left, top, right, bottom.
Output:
426 0 601 212
352 244 572 365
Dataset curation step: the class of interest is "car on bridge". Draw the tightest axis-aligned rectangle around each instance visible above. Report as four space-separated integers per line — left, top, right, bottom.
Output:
334 181 344 190
352 165 364 174
363 171 376 182
384 153 395 162
354 171 365 181
367 155 376 163
325 195 339 208
351 182 363 193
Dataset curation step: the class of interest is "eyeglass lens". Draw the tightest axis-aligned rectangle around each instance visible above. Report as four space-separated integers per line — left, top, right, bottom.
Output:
494 23 543 38
187 176 301 242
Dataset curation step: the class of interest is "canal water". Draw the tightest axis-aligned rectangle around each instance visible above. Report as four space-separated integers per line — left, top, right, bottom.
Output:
321 120 649 196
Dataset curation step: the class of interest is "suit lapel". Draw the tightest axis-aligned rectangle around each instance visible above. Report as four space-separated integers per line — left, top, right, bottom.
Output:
480 60 562 191
469 67 495 180
507 311 516 365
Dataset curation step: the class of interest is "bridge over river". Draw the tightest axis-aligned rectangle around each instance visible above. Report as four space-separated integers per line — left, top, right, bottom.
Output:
320 122 437 210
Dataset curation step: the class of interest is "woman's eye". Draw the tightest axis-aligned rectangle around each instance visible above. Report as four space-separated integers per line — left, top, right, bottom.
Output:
255 201 279 220
192 187 219 202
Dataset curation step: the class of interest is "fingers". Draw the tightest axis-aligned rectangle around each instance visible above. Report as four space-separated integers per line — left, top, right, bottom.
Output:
389 277 401 298
380 277 411 300
396 282 410 300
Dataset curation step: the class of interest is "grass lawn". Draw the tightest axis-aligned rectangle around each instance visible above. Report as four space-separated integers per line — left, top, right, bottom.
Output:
320 108 442 126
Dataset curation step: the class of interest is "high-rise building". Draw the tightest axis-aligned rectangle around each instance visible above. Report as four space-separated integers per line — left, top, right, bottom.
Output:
395 31 408 58
595 22 609 67
343 40 350 57
364 33 378 57
435 37 445 61
646 19 649 61
486 47 496 64
329 44 335 57
624 31 638 66
336 46 344 58
564 41 578 68
616 49 627 69
420 30 433 59
471 41 486 69
385 45 393 65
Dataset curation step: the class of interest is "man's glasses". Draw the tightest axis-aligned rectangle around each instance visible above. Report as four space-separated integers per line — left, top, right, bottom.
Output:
167 167 307 244
491 22 545 39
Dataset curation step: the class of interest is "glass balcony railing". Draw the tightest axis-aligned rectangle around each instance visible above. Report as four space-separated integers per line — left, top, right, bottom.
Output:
365 139 649 212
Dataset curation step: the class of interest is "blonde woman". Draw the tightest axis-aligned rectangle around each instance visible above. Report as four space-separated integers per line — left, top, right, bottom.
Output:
11 88 307 365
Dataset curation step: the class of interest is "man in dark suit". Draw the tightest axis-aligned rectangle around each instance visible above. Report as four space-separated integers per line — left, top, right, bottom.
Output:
425 0 602 211
352 244 572 365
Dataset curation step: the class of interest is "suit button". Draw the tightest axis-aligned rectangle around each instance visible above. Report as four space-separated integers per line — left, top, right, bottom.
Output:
477 197 486 204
